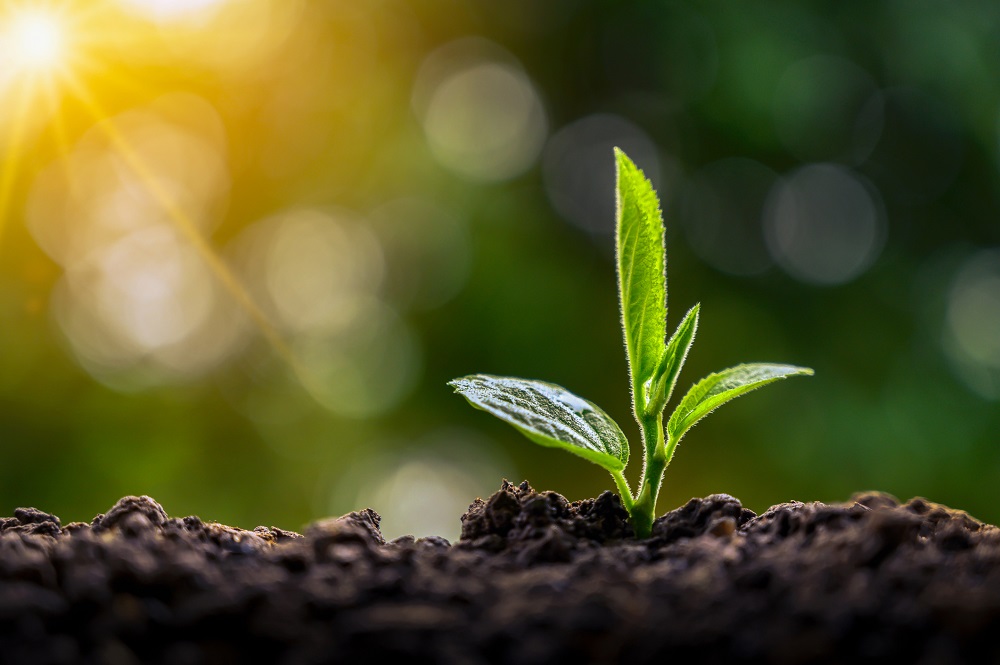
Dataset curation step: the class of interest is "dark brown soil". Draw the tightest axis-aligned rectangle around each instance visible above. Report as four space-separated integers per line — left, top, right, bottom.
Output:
1 480 998 664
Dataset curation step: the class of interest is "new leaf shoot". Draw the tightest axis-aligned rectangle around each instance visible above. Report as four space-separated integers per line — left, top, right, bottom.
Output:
450 148 813 538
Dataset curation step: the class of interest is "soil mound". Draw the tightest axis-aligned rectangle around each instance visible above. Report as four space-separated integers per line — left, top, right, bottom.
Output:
0 482 996 664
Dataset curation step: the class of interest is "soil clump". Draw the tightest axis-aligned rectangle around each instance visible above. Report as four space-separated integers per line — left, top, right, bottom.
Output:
1 480 996 664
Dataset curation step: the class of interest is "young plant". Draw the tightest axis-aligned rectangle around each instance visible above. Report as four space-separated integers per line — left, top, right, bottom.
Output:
450 149 813 539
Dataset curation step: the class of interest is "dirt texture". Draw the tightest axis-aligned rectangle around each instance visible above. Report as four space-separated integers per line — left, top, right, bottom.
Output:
1 480 998 664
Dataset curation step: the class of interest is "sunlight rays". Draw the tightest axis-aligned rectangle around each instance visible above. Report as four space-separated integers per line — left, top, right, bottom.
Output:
41 76 73 162
60 75 302 374
0 83 33 249
0 0 320 397
0 0 78 247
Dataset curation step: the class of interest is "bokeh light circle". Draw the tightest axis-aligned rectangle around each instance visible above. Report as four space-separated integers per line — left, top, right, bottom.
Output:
944 249 1000 400
27 94 240 387
230 208 419 419
53 226 246 388
293 299 421 419
413 38 548 183
28 93 230 266
764 164 886 285
231 208 384 337
326 429 511 541
543 114 663 234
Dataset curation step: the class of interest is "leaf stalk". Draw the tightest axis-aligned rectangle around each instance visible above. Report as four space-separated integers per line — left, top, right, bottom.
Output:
611 470 634 511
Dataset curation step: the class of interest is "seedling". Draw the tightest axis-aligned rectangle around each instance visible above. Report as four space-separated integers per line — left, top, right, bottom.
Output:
450 149 813 539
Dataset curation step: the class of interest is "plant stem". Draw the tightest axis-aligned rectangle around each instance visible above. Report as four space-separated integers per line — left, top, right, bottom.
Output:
629 413 666 539
611 470 634 511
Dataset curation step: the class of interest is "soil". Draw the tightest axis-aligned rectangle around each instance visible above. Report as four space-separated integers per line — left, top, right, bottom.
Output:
1 480 998 665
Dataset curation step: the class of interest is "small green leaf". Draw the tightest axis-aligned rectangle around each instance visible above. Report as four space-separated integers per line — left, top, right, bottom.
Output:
450 374 629 472
615 148 667 416
645 303 700 416
667 363 814 442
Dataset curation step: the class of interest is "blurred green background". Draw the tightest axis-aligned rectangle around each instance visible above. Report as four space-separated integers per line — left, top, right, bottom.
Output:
1 0 998 541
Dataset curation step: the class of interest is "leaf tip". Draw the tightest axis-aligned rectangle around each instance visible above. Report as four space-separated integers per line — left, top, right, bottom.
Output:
614 146 636 174
447 376 473 392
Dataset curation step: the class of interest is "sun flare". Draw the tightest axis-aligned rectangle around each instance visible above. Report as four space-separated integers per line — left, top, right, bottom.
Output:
0 0 308 395
4 8 66 74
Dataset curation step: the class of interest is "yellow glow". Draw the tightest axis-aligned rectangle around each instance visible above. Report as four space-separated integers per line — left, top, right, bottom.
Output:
5 9 65 72
120 0 228 22
0 85 31 248
0 0 325 397
63 79 299 372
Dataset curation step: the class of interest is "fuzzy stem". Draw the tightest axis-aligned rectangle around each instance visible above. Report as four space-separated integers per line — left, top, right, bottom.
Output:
629 413 666 539
610 470 635 511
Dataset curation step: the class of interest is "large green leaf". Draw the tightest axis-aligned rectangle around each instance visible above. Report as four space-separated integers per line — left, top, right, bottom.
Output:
667 364 814 442
449 374 629 472
615 148 667 415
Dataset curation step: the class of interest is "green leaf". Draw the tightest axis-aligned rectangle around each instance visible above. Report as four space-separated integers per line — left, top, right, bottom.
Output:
646 303 700 416
667 364 814 442
615 148 667 416
449 374 629 472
